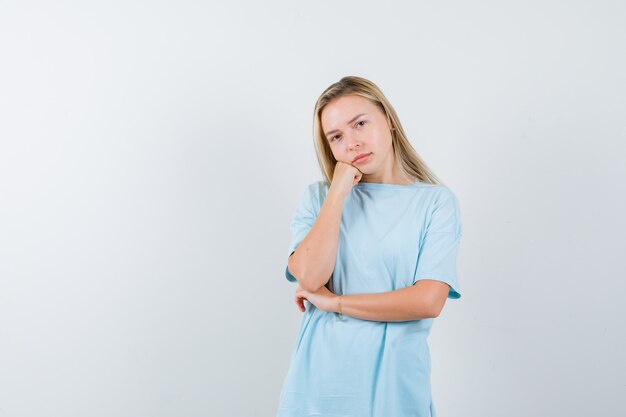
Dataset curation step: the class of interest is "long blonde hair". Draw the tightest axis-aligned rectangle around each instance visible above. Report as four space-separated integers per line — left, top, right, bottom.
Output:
312 76 442 186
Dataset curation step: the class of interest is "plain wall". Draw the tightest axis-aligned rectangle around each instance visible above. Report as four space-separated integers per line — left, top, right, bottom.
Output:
1 1 625 416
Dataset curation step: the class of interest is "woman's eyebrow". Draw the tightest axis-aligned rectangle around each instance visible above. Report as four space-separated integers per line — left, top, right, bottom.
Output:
324 113 367 137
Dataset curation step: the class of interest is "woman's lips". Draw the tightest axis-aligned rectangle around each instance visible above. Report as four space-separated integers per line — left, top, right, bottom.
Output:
353 153 372 164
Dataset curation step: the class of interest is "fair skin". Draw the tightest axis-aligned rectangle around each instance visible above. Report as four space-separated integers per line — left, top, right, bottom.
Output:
292 94 450 322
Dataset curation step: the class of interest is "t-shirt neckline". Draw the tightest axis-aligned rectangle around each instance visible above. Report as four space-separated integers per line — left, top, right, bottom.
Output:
355 180 421 189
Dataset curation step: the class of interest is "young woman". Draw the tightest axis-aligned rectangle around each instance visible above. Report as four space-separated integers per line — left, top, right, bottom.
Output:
277 76 463 417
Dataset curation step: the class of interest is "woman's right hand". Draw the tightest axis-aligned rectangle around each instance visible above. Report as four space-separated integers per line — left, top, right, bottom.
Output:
329 161 363 199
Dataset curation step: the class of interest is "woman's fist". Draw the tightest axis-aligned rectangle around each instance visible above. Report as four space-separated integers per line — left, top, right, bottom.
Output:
329 161 363 199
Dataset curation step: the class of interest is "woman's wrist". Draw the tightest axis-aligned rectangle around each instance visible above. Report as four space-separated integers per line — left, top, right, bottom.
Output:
326 187 346 206
336 295 343 317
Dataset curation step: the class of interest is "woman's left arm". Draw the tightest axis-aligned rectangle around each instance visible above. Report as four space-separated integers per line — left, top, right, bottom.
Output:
295 280 450 322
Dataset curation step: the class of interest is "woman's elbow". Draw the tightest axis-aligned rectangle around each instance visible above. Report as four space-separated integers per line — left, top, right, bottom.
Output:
429 296 448 318
288 253 326 292
296 270 324 292
429 305 443 318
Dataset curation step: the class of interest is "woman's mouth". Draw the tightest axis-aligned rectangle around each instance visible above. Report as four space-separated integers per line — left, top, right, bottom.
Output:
352 153 372 164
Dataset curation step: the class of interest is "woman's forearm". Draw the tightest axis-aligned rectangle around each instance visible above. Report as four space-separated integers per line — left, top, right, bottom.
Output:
333 281 448 322
289 187 345 293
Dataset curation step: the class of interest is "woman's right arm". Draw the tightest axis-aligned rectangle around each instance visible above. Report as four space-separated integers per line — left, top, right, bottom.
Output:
287 188 344 293
287 162 361 293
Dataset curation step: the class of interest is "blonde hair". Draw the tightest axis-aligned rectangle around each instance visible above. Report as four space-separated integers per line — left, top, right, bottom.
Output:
312 76 442 186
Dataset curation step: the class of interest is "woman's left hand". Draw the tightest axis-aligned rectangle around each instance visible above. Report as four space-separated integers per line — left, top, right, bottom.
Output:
295 284 338 313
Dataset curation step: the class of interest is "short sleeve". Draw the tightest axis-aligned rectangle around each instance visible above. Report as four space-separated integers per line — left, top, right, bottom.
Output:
413 187 463 299
285 183 320 283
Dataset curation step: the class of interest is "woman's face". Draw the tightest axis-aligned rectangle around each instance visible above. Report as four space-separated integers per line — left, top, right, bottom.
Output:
321 94 394 177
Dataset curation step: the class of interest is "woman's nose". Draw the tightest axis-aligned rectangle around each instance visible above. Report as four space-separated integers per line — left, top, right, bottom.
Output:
347 136 360 151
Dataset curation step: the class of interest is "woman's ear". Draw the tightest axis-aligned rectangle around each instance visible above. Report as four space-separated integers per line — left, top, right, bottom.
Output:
387 119 395 132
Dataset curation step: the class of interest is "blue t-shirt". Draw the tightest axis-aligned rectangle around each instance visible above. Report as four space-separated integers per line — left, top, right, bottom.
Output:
277 180 463 417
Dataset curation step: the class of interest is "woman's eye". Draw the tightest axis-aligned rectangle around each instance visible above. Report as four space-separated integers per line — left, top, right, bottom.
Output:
356 120 366 127
331 135 341 142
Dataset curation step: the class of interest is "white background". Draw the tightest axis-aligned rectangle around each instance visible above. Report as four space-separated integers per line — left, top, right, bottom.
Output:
1 1 625 416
